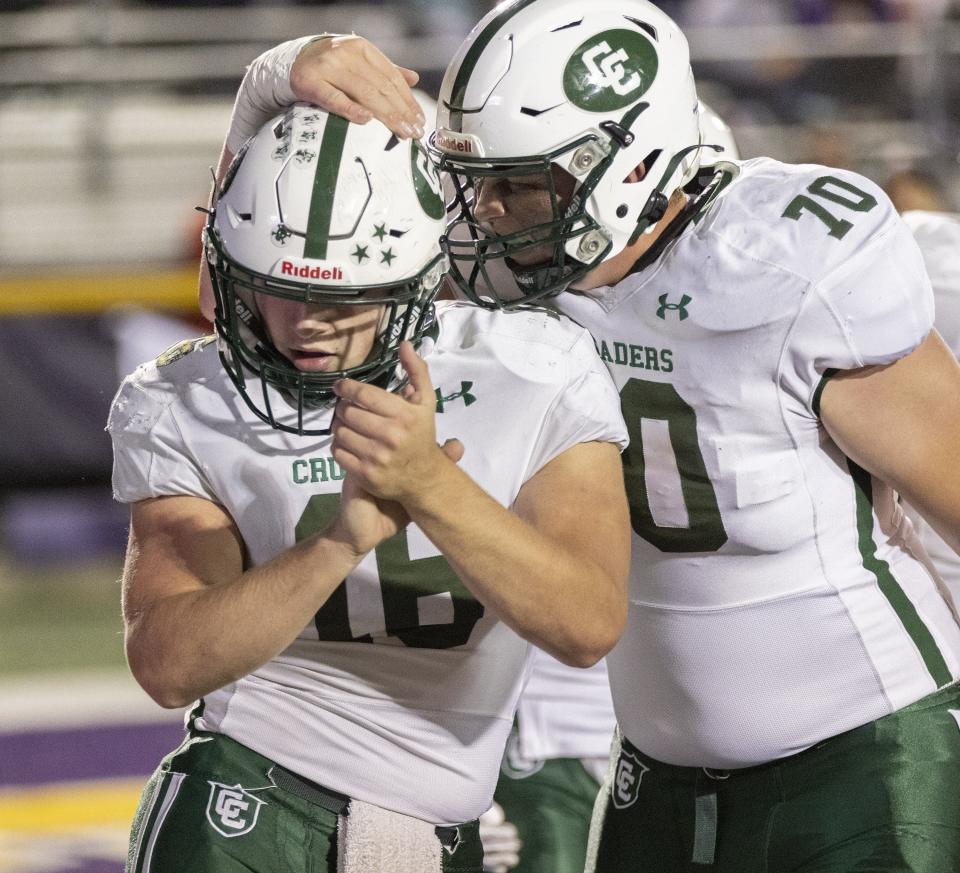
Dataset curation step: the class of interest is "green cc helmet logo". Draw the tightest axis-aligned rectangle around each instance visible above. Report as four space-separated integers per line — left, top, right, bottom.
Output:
564 29 659 112
410 141 445 220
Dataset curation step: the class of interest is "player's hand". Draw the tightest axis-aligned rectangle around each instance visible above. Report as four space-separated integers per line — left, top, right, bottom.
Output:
327 471 409 558
479 803 521 873
291 35 425 139
331 342 464 504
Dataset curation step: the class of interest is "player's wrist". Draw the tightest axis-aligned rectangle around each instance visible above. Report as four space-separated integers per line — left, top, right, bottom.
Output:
398 447 466 515
288 34 340 100
313 520 373 566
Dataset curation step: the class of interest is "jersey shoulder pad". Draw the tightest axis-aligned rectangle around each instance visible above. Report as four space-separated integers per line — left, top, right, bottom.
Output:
434 300 600 380
108 334 219 437
702 157 901 286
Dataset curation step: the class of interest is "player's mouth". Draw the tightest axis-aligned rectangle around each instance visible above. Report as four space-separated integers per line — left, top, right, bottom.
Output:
287 349 339 372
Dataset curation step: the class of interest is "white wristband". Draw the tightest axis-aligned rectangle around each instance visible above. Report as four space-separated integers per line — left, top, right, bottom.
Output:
225 35 333 155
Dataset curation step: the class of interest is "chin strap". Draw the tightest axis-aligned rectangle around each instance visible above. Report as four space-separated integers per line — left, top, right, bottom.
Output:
625 163 732 278
627 143 724 246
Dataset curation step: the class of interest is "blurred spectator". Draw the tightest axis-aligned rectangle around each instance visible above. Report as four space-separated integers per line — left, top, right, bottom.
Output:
681 0 927 126
885 167 952 213
682 0 833 125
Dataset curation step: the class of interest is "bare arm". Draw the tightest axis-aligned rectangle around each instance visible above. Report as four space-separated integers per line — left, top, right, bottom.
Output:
407 439 630 667
820 329 960 554
122 478 407 708
332 343 631 667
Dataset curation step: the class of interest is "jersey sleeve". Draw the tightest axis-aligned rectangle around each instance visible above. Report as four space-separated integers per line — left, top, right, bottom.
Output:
783 208 934 415
524 327 628 479
107 368 217 504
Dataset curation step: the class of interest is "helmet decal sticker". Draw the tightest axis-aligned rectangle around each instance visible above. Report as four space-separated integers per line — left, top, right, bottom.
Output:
411 141 445 220
271 223 293 247
563 29 659 112
304 114 350 260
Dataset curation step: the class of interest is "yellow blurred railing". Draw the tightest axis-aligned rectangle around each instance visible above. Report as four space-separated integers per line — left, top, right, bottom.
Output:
0 269 200 316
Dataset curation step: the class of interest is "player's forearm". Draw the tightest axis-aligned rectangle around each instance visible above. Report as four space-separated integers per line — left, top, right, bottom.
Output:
125 533 362 708
403 462 625 668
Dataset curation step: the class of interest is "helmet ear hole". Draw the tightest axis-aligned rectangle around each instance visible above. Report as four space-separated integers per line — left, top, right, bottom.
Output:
642 149 663 174
622 151 661 185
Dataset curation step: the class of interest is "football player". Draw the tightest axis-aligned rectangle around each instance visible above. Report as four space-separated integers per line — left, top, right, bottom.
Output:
489 101 743 873
427 2 960 871
108 105 631 873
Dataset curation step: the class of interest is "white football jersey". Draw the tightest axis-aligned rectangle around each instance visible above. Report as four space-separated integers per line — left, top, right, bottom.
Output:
558 158 960 768
108 301 627 824
512 650 616 764
900 210 960 606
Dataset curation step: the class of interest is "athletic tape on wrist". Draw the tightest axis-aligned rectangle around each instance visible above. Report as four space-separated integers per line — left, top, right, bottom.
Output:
225 34 335 155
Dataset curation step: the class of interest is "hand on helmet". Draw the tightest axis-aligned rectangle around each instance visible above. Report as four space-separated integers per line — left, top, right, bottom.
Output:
479 803 522 873
331 342 464 504
291 35 426 139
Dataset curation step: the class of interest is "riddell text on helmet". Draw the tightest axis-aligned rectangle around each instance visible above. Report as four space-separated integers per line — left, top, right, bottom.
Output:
280 261 344 280
436 133 473 153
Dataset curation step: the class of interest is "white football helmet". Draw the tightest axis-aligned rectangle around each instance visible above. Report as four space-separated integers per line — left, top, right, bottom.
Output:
699 101 741 162
205 104 447 434
431 0 702 305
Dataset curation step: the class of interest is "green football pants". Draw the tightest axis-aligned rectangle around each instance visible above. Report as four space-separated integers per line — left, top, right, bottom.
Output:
494 756 602 873
588 684 960 873
125 731 483 873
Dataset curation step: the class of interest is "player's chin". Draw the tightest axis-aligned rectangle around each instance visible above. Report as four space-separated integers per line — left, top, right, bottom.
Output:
506 238 555 269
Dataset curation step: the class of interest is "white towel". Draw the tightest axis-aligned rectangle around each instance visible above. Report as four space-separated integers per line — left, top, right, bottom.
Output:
338 798 442 873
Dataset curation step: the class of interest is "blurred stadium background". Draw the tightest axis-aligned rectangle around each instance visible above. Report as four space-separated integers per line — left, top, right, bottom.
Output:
1 0 958 870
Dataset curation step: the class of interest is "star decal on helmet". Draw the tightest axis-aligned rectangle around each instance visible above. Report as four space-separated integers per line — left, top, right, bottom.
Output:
351 244 370 263
373 223 388 241
380 247 396 266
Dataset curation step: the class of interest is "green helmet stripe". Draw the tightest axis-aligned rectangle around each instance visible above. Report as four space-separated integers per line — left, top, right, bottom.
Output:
447 0 540 131
304 114 350 260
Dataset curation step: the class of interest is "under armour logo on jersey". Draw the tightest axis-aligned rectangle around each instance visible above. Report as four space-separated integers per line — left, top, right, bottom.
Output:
435 381 477 413
611 749 649 809
656 293 692 321
582 42 642 96
205 782 266 838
